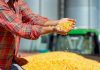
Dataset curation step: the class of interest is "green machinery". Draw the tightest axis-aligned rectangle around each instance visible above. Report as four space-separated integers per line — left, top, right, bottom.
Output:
55 29 99 55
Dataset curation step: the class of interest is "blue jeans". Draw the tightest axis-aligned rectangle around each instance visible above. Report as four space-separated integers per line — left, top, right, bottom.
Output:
10 63 24 70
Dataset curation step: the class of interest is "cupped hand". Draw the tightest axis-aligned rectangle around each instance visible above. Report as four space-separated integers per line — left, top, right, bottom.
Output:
55 18 76 35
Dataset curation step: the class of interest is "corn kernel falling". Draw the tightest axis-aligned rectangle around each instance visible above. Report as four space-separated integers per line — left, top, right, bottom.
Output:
56 21 73 31
22 52 100 70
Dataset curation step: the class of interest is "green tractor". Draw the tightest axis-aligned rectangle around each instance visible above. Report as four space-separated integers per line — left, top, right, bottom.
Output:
55 29 99 55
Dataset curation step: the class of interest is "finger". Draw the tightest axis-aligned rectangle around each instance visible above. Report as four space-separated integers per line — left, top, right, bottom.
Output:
69 19 76 23
68 20 76 25
71 25 76 28
60 32 67 35
59 18 71 23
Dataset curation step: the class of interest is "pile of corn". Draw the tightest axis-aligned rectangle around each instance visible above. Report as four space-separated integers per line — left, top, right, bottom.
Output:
56 21 73 31
22 52 100 70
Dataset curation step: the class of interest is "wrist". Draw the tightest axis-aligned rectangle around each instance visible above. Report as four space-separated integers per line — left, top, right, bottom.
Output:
44 20 59 26
44 20 52 26
51 26 57 33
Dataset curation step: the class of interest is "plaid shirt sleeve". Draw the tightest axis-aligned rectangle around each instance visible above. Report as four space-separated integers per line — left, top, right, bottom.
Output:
0 7 42 40
18 0 49 25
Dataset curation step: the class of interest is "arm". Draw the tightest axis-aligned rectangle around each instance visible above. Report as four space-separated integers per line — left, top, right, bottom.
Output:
0 18 39 39
0 8 55 40
0 18 56 39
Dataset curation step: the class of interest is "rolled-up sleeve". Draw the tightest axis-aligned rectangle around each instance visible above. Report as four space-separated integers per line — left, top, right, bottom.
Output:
18 0 49 25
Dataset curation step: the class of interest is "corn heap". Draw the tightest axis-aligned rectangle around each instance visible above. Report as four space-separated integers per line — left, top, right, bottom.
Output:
56 21 73 31
22 52 100 70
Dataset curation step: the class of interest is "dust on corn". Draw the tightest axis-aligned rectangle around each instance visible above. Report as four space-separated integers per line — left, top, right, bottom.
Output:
22 52 100 70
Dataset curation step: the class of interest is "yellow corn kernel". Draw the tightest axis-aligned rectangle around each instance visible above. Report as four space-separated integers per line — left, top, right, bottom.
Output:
22 52 100 70
56 21 73 31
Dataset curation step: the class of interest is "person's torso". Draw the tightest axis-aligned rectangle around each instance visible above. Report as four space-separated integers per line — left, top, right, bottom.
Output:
0 0 22 69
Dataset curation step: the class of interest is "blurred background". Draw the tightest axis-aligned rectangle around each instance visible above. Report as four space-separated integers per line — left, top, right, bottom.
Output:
19 0 100 57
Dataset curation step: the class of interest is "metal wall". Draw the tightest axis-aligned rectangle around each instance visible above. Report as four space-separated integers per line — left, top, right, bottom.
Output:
65 0 98 29
98 0 100 43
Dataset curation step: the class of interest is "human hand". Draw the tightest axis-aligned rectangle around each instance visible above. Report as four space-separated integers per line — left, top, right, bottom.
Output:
14 55 28 66
37 18 75 35
55 18 76 35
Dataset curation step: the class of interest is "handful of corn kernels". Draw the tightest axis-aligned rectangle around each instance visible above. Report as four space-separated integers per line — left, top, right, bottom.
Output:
56 21 73 31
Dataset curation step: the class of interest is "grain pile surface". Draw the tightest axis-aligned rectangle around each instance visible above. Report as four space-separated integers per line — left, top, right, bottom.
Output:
22 52 100 70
